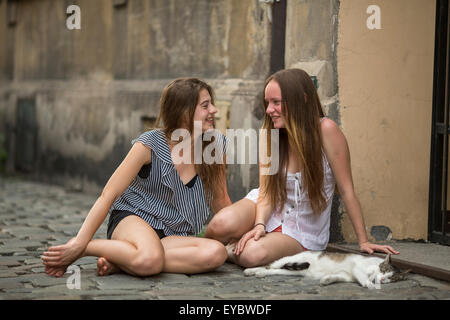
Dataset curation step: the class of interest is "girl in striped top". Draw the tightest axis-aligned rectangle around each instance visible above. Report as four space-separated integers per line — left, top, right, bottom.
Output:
205 69 399 268
42 78 232 277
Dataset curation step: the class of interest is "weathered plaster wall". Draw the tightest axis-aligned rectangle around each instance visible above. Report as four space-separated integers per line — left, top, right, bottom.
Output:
0 0 270 199
337 0 436 241
285 0 340 124
7 0 269 80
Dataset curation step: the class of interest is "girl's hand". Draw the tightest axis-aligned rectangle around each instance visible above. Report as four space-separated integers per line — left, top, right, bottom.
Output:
234 224 266 256
41 237 85 276
359 241 399 255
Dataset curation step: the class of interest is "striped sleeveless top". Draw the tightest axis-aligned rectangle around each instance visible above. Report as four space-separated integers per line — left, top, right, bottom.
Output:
110 129 214 237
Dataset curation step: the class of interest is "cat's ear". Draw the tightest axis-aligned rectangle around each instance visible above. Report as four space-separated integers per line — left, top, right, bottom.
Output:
384 254 391 263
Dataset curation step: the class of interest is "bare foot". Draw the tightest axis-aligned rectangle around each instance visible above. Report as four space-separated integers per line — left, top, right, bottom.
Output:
225 242 238 264
97 257 120 276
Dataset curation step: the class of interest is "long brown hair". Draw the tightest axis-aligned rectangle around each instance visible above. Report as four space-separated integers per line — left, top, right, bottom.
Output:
155 78 226 207
260 69 326 214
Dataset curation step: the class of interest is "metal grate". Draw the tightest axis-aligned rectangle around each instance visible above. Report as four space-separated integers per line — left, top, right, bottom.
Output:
428 0 450 245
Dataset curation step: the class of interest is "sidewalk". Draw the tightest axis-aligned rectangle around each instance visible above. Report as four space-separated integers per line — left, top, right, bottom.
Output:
1 176 449 300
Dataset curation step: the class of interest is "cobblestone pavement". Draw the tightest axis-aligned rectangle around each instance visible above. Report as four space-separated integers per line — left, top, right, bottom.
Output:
1 176 450 300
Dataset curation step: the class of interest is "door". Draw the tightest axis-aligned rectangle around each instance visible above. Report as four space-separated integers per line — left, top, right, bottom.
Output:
428 0 450 245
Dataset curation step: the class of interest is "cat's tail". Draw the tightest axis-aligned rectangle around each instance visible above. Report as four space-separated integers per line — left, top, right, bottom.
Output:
281 262 310 271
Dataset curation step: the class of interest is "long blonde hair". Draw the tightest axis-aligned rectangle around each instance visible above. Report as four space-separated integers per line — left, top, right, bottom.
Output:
260 69 327 214
155 78 226 207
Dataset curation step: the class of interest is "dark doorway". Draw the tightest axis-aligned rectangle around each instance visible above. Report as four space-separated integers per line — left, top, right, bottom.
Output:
428 0 450 245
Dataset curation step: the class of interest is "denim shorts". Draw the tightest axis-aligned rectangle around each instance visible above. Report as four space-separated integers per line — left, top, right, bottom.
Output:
106 210 166 240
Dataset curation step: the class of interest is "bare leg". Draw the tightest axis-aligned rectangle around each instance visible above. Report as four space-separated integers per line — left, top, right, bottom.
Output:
234 232 306 268
205 199 256 244
95 235 228 275
160 236 227 274
80 215 165 277
46 216 227 277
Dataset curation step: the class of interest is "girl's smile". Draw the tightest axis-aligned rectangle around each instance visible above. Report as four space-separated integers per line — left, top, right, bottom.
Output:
265 80 285 128
194 88 217 132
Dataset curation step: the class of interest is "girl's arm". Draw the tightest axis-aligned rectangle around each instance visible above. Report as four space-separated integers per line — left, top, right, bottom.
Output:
234 128 277 255
211 156 232 214
42 142 152 267
253 192 273 234
321 118 398 255
234 174 273 255
75 142 151 247
211 185 232 214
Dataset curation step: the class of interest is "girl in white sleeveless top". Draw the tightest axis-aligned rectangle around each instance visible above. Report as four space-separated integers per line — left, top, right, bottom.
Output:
206 69 398 268
243 122 335 251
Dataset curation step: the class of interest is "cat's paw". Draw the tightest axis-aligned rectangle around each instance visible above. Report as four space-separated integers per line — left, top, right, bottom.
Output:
254 269 269 278
319 275 335 286
374 272 392 285
243 267 265 277
362 280 380 290
380 272 393 284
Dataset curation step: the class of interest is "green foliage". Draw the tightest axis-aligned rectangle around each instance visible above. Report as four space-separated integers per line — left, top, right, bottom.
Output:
196 225 207 238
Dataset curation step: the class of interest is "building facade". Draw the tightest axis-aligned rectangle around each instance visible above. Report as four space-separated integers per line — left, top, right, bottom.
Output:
0 0 442 243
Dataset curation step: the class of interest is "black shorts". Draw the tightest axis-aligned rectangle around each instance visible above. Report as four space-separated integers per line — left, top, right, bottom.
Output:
107 210 166 240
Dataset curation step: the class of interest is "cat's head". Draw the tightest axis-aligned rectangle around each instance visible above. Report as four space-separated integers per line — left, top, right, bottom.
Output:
378 254 410 283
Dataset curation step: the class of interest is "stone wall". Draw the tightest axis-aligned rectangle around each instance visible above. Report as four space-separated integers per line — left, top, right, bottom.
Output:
0 0 271 200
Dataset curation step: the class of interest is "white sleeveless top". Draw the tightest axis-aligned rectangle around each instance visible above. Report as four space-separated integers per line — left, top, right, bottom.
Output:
245 121 336 250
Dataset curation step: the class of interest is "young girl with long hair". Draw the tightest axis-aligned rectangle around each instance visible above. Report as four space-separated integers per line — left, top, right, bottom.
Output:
42 78 231 277
205 68 398 267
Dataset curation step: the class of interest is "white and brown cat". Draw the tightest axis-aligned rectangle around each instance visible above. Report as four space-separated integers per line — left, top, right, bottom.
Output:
243 251 409 289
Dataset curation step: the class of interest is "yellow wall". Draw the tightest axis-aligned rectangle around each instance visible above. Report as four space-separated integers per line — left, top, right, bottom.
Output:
338 0 436 241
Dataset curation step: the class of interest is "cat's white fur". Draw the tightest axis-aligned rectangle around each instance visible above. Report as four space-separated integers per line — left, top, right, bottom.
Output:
244 251 394 289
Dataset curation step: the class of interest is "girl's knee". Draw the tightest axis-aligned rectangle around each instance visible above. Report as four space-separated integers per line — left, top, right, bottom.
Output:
238 243 269 268
131 250 164 276
206 209 234 238
199 240 227 270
